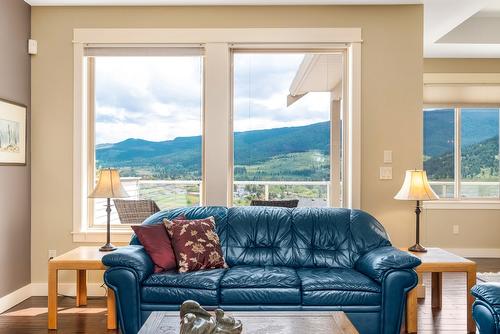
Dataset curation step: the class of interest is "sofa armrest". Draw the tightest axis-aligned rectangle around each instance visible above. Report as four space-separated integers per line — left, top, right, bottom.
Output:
102 245 154 282
355 246 421 283
472 283 500 306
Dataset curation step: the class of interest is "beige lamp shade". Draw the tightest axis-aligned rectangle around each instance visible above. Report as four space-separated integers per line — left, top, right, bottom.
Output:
394 170 439 201
89 168 129 199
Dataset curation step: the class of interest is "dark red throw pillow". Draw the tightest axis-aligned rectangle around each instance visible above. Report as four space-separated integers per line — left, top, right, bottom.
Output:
131 214 186 273
164 216 227 273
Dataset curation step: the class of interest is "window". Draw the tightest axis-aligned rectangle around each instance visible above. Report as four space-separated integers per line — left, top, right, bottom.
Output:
232 52 343 207
424 107 500 199
87 53 204 226
73 28 362 239
423 108 455 198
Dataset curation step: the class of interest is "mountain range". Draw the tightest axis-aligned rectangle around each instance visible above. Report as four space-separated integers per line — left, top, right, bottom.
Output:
424 109 499 180
96 121 330 180
96 112 499 182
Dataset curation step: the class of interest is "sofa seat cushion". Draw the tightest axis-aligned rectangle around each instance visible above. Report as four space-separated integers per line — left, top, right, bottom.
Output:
220 265 301 305
221 265 300 288
141 286 219 305
297 268 381 306
221 288 301 305
143 268 226 290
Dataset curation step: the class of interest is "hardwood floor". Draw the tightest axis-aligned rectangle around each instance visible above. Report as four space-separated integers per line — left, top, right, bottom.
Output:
0 258 498 333
409 272 469 333
0 296 115 334
408 258 497 334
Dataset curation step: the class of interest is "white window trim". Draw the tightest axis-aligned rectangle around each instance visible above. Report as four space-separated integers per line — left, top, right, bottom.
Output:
423 106 500 208
73 28 362 242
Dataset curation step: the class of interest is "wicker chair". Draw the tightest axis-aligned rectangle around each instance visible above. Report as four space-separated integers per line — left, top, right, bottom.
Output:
250 199 299 208
113 199 160 225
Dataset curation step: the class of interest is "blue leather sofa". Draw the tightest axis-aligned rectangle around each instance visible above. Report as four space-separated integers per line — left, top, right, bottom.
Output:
103 206 421 334
472 283 500 333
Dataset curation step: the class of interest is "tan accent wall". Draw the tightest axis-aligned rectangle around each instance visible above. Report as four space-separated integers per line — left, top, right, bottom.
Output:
0 0 31 297
424 209 500 250
424 58 500 73
31 5 423 283
423 58 500 253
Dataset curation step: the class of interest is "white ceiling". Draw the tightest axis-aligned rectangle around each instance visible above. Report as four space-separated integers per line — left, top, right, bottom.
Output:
424 0 500 58
24 0 500 58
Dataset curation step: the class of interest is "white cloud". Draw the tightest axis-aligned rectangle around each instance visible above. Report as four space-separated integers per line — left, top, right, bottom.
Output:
94 56 202 144
94 53 332 144
95 106 201 143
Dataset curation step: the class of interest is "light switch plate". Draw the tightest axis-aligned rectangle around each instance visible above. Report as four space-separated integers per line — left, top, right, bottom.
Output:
379 166 392 180
383 150 392 163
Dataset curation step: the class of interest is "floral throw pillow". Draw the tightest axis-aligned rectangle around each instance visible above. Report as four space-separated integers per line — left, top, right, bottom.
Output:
163 216 227 273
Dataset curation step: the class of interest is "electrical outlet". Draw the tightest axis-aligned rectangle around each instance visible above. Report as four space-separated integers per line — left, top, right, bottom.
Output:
48 249 57 259
452 225 459 235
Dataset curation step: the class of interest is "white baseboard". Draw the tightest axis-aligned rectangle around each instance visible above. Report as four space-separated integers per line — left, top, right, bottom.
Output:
30 283 107 297
0 284 32 313
445 248 500 258
0 283 107 314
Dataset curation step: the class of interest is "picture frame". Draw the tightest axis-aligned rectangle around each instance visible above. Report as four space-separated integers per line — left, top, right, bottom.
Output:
0 98 27 165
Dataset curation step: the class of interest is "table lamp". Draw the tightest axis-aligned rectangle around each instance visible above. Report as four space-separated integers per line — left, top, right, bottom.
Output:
394 169 439 253
89 168 129 251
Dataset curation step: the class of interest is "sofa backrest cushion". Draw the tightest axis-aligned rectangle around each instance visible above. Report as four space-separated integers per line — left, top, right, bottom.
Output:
223 207 391 268
224 206 295 267
292 207 355 268
131 206 391 269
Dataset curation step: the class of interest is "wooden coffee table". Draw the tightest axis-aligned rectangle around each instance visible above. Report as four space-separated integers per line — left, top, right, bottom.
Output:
403 247 476 333
139 311 359 334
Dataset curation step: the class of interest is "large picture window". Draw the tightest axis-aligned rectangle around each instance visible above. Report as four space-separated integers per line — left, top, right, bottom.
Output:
232 52 343 207
424 107 500 199
73 28 362 240
87 53 204 225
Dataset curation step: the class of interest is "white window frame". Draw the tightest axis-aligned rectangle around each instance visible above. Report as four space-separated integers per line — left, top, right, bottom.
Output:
85 53 205 231
423 106 500 210
72 28 362 242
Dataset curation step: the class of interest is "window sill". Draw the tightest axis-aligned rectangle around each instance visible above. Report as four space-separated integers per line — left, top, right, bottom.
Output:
423 200 500 210
72 229 133 243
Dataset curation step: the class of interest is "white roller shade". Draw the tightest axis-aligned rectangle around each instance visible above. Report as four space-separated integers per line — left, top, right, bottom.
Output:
84 44 204 57
424 73 500 106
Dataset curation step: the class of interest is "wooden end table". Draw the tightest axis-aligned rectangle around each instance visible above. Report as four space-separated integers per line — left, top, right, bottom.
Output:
48 246 117 330
403 247 476 333
139 311 359 334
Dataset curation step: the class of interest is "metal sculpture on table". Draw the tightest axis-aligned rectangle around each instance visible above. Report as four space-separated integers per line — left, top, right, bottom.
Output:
180 300 243 334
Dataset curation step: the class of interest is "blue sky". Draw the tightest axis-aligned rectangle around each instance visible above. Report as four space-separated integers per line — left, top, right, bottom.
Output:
94 54 330 144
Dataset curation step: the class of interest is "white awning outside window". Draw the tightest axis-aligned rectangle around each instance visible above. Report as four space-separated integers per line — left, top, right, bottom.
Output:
287 53 343 106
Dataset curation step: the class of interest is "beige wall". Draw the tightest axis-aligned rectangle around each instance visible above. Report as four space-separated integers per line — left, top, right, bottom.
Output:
424 58 500 73
0 0 31 297
423 58 500 253
423 209 500 250
31 5 423 283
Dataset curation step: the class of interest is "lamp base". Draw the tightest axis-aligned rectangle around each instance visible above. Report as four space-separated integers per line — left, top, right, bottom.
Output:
408 243 427 253
99 243 117 252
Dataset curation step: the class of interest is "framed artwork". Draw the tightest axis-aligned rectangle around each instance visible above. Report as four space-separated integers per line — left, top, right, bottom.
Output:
0 98 27 165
